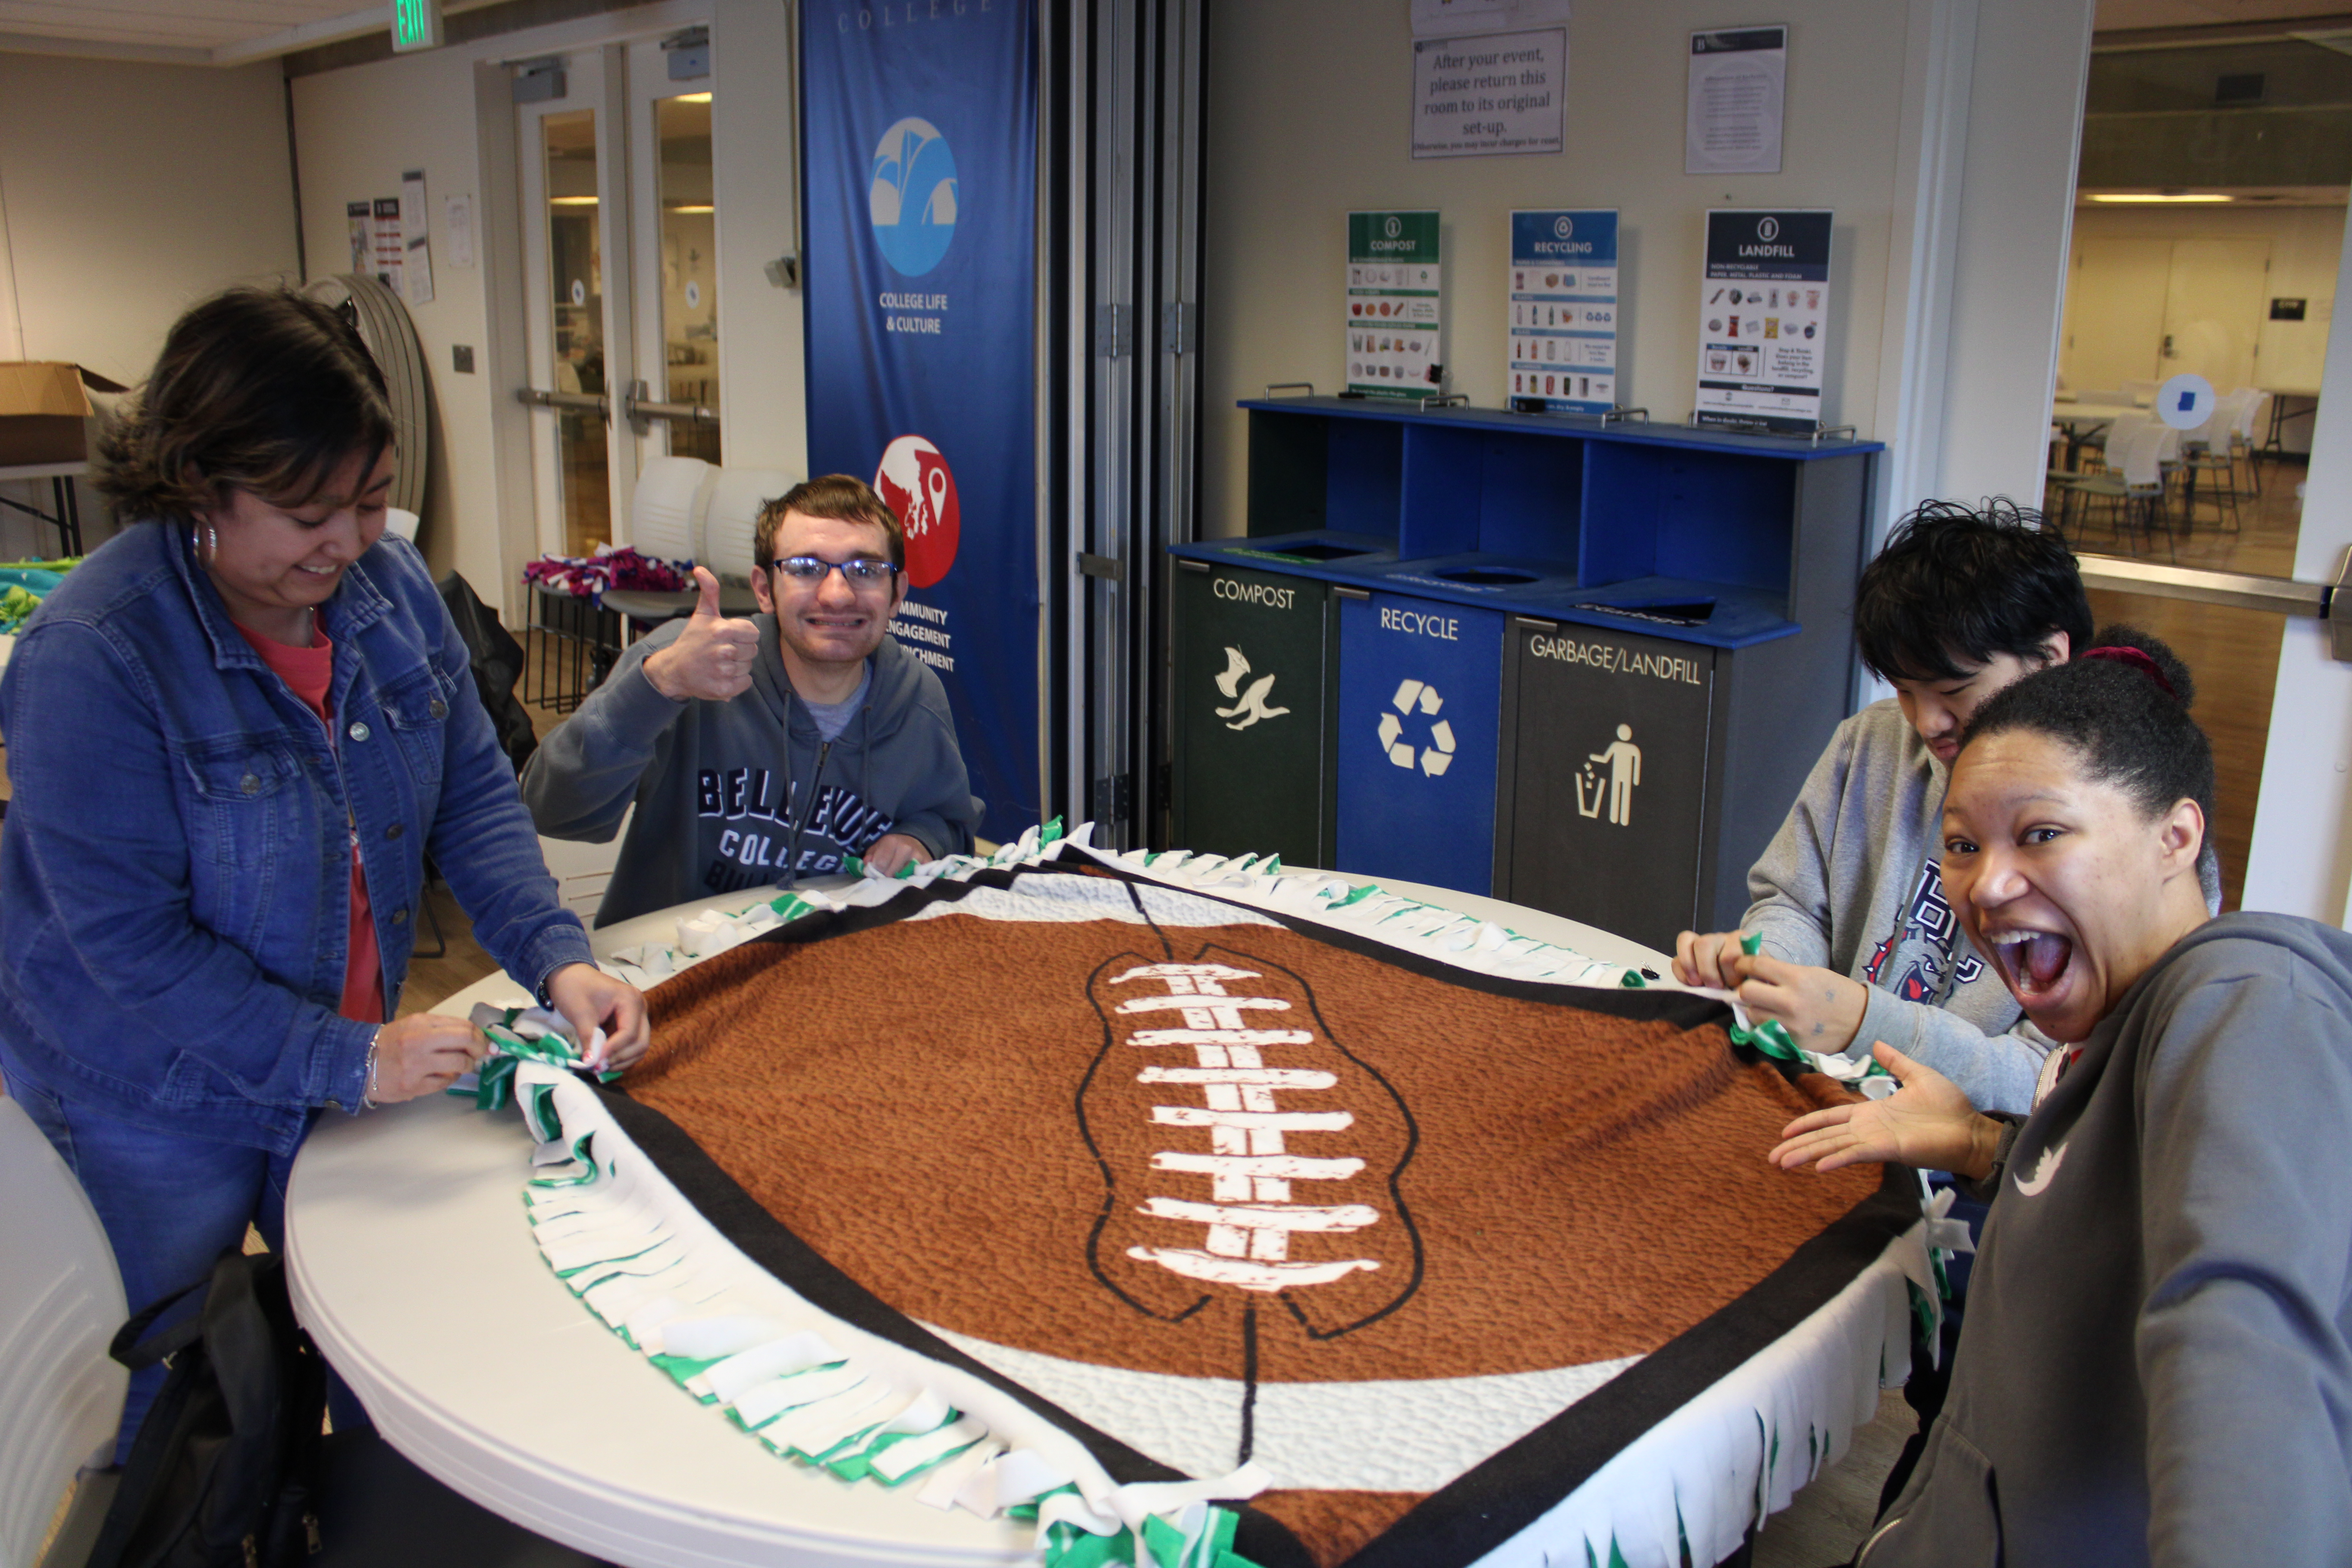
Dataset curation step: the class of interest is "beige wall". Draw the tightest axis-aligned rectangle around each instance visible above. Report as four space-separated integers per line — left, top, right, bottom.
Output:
288 0 807 614
2059 201 2343 397
1201 2 1915 540
0 53 298 556
1201 0 2099 541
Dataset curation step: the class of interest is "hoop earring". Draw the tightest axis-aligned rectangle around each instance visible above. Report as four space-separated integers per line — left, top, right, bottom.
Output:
205 523 218 563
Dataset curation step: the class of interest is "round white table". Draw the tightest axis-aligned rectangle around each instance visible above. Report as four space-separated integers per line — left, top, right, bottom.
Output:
283 869 1681 1567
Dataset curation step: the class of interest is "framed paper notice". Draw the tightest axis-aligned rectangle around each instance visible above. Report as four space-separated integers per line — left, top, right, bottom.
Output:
1686 26 1786 176
1693 209 1831 434
1507 209 1617 413
1347 211 1443 399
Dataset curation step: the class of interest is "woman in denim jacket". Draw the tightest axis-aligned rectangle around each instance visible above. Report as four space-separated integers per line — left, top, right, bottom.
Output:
0 289 650 1454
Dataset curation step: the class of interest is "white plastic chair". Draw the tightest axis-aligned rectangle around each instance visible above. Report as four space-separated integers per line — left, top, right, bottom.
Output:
602 456 712 631
700 468 800 613
626 456 711 565
0 1096 128 1568
2234 390 2272 495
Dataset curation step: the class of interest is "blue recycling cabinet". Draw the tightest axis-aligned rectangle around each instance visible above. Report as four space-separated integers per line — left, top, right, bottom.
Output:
1170 397 1882 937
1333 594 1506 894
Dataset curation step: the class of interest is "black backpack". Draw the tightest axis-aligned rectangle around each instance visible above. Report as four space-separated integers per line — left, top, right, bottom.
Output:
87 1249 327 1568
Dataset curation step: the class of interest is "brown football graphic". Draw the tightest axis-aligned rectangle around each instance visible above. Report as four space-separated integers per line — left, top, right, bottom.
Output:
616 860 1914 1568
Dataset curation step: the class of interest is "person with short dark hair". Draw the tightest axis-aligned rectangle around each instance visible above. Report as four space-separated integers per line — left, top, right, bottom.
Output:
1673 499 2093 1113
0 287 648 1456
1773 628 2352 1566
523 473 978 926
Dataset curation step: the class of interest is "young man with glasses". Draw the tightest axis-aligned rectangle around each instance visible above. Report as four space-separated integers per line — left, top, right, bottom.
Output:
524 474 978 926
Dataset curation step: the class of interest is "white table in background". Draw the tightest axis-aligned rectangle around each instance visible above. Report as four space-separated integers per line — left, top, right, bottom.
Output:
282 873 1674 1567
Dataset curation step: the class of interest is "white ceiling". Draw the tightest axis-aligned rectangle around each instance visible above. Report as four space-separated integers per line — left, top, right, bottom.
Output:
0 0 497 65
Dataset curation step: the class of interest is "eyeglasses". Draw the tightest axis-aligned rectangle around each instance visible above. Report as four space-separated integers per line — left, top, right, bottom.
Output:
771 555 899 587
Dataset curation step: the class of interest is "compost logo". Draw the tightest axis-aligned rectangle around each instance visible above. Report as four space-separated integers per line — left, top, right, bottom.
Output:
873 435 960 589
869 117 958 276
1377 679 1455 776
1213 648 1291 731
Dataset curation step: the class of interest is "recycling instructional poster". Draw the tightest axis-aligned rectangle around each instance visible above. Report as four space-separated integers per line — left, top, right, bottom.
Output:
1693 209 1831 434
1508 209 1618 413
1347 211 1443 398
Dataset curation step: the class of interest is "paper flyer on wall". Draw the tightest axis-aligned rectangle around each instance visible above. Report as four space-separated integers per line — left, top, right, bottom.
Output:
1693 209 1830 434
1686 26 1787 176
1347 211 1442 398
371 196 404 296
400 170 434 307
1508 209 1617 413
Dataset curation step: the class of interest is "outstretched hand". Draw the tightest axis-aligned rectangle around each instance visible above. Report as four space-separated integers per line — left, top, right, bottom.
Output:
1770 1042 2002 1179
644 567 761 702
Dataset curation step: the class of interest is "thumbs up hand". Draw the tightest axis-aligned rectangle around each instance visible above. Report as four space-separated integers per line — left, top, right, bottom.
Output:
644 567 762 702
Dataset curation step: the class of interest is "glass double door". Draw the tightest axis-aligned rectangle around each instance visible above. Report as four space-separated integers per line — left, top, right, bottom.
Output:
517 39 723 560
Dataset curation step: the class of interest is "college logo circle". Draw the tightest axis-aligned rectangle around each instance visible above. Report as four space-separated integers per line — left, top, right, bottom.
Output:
1553 216 1574 240
874 435 960 588
869 117 958 276
1757 216 1780 242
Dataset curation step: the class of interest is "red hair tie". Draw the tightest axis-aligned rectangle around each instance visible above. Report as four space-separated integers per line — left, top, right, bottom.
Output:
2079 644 2176 699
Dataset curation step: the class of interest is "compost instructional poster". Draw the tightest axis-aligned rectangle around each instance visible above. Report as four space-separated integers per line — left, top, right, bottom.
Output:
1693 209 1831 434
1347 211 1443 398
1508 209 1618 413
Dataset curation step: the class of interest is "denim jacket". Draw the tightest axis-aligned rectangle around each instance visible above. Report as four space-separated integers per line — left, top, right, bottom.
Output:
0 521 591 1155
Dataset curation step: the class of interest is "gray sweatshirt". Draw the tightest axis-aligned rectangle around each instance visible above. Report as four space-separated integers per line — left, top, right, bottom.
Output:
522 618 978 926
1862 913 2352 1568
1743 699 2052 1112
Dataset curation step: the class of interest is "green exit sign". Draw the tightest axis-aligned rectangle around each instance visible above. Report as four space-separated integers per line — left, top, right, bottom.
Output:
392 0 444 52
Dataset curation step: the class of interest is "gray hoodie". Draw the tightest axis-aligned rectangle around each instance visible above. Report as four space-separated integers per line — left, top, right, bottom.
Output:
522 617 978 926
1862 913 2352 1568
1744 699 2053 1112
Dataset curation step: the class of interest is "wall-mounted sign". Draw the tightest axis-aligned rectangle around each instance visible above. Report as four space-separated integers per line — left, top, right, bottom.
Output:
1686 26 1786 176
1508 209 1617 414
2272 296 2308 321
1411 28 1566 160
1347 211 1443 399
391 0 444 53
1694 208 1831 435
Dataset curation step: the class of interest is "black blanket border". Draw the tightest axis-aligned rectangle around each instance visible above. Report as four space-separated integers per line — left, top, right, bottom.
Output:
595 852 1920 1567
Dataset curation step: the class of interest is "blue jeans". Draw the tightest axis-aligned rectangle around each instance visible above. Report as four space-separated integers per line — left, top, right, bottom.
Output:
4 1062 366 1459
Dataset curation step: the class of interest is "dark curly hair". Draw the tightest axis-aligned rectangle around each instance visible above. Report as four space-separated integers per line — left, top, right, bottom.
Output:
96 287 394 524
1854 499 2093 683
1960 624 2214 830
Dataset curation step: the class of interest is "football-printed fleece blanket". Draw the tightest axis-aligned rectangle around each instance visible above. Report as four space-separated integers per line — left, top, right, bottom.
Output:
504 831 1933 1568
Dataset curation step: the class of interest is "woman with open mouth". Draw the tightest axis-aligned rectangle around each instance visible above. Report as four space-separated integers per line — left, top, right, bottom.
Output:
1772 626 2352 1566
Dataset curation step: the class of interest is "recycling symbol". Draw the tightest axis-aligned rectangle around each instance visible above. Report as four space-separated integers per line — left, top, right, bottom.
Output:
1377 679 1455 777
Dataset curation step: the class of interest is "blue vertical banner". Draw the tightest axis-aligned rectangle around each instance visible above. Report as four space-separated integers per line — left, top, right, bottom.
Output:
802 0 1039 837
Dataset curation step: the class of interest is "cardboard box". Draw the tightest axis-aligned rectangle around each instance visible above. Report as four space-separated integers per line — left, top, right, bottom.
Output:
0 363 124 469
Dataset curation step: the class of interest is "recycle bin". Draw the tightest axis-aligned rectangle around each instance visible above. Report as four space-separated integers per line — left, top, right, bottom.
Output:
1496 619 1719 952
1332 590 1506 896
1171 559 1337 864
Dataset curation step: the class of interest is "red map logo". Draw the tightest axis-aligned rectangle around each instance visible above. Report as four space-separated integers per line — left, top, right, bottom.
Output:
874 434 960 589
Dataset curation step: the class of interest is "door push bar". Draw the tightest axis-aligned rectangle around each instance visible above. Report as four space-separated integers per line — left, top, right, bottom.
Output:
2076 548 2352 663
517 385 719 431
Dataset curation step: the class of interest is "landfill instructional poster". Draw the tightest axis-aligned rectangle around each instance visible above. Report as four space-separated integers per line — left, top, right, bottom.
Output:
1693 209 1830 434
1508 209 1617 413
1347 211 1443 399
